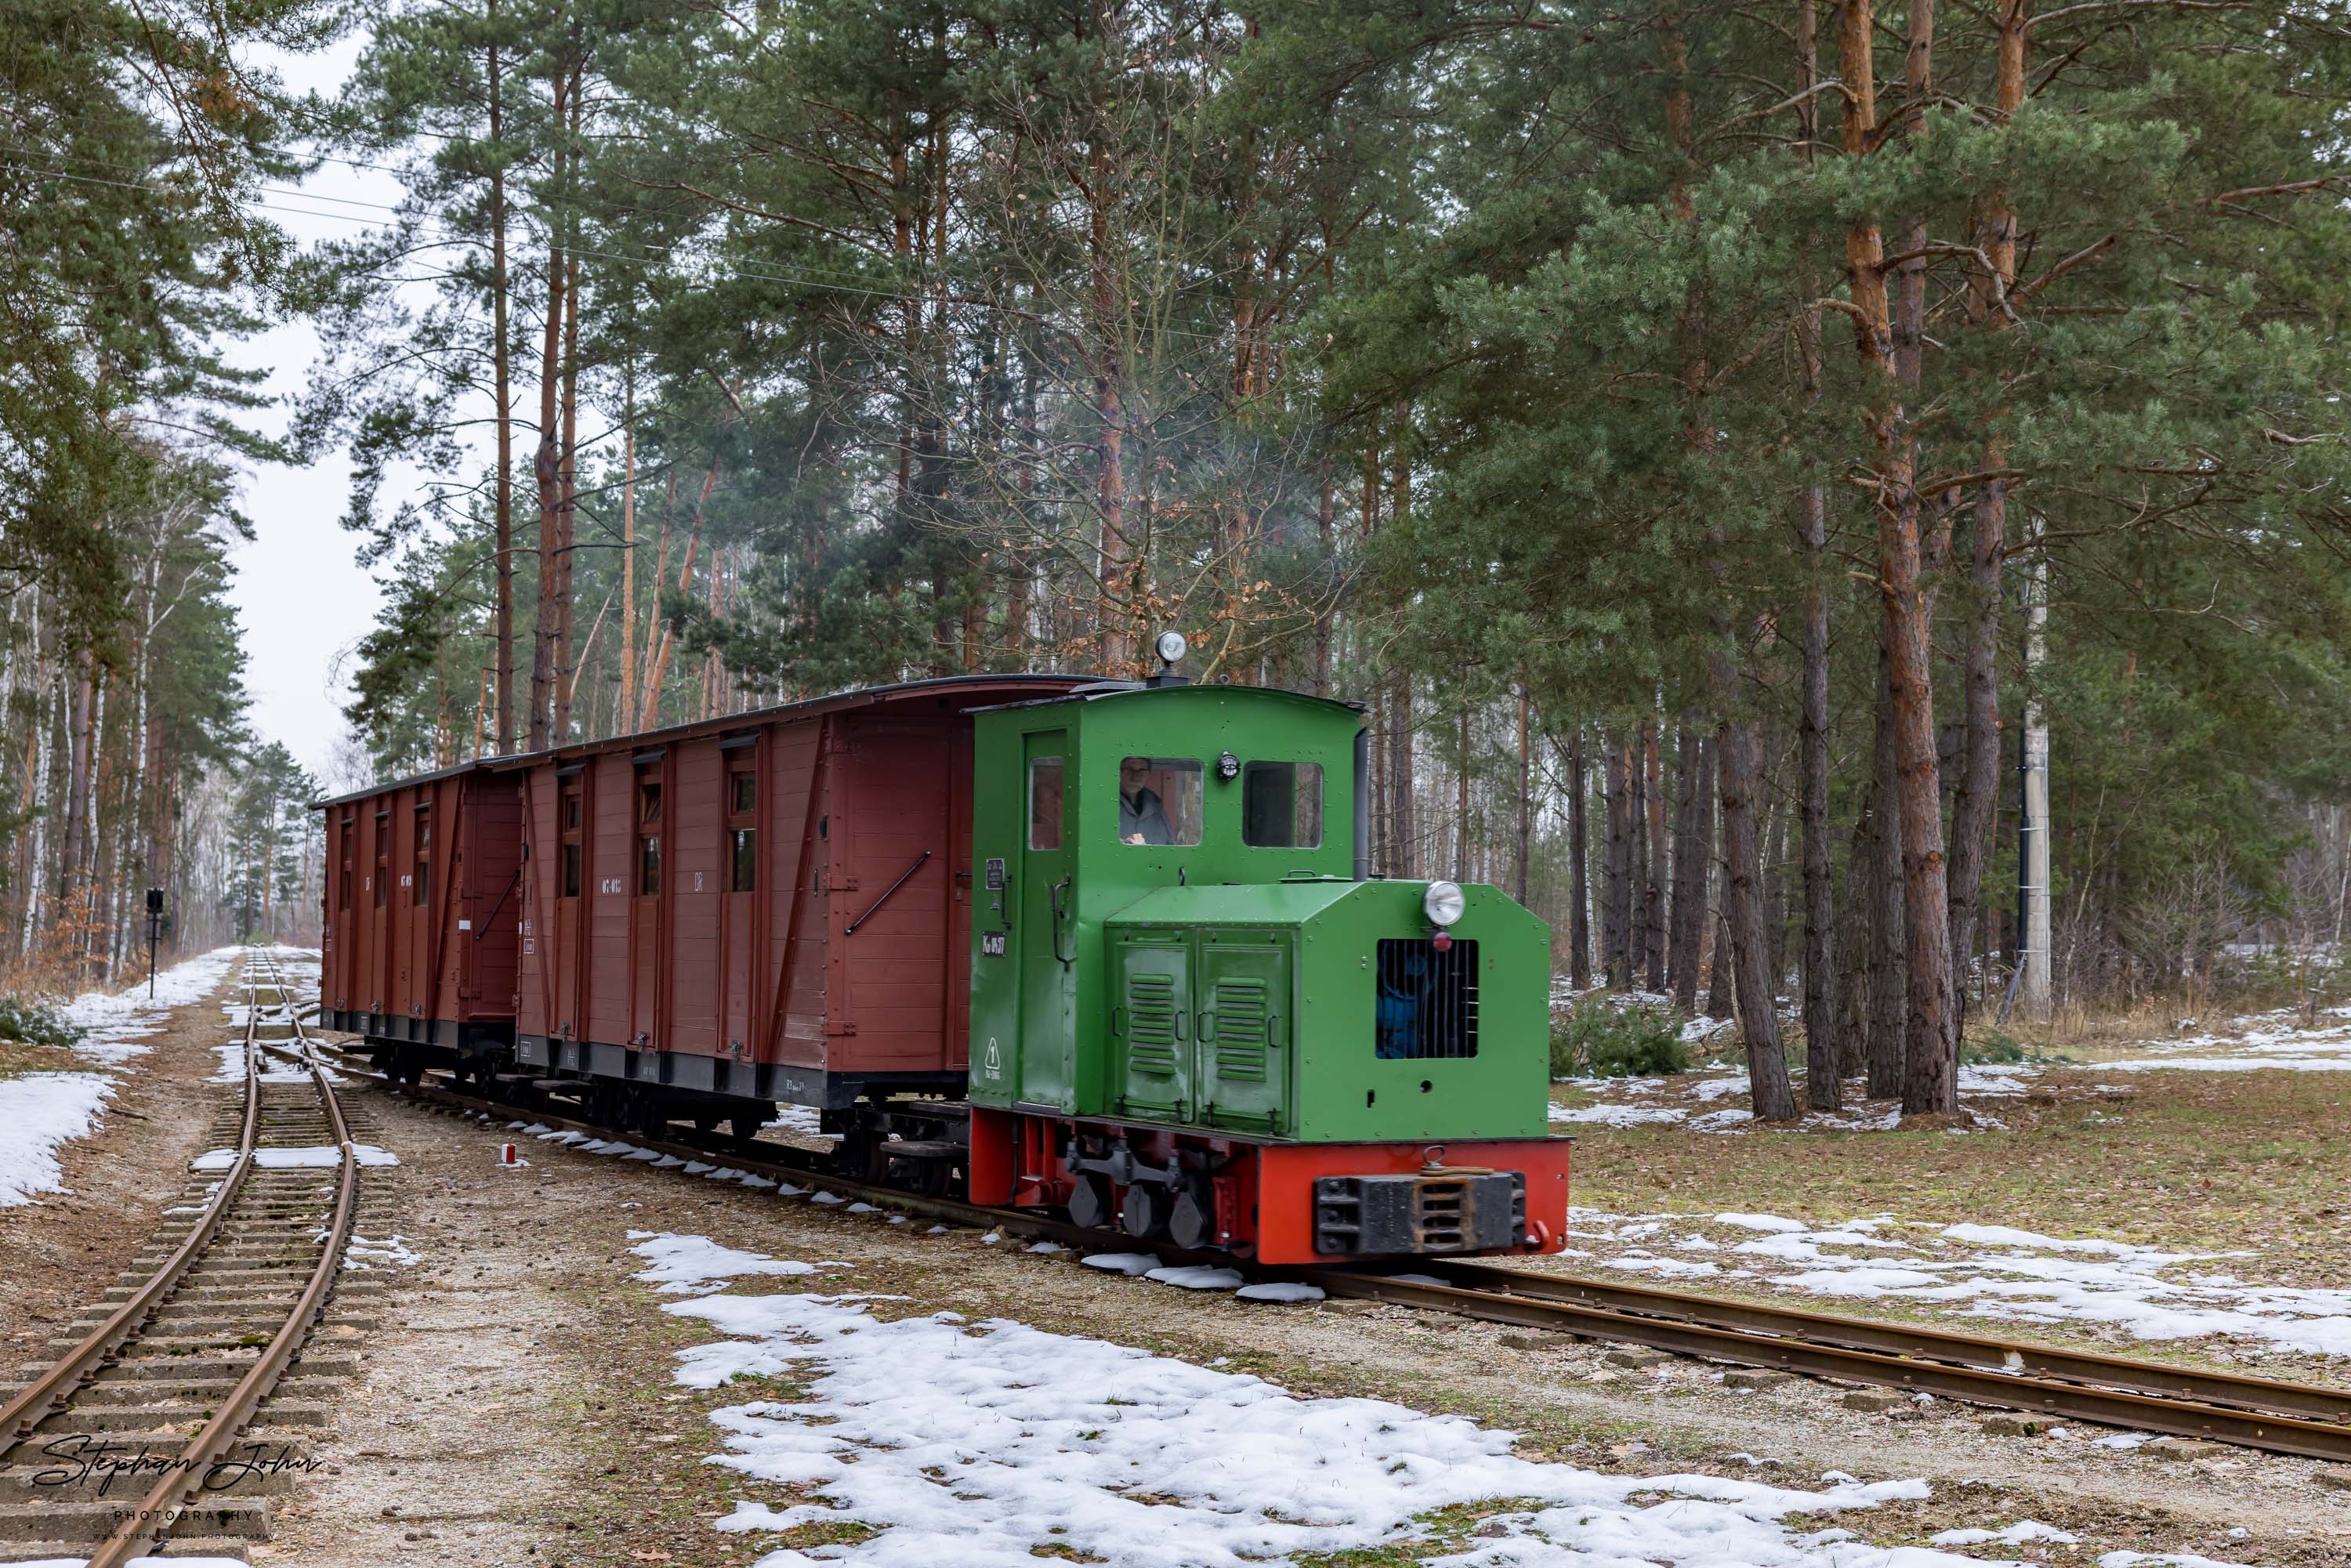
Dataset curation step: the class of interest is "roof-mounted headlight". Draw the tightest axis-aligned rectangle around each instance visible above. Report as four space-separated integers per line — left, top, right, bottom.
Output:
1154 629 1189 666
1423 881 1465 927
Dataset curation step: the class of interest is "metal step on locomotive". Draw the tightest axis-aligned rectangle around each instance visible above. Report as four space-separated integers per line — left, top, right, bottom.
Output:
316 634 1570 1264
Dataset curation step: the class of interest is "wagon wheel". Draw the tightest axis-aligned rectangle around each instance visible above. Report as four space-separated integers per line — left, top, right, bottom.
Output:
912 1157 955 1199
835 1129 892 1186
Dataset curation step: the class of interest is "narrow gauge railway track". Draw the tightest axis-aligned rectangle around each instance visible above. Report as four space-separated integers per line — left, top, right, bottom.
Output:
324 1050 2351 1470
0 954 366 1566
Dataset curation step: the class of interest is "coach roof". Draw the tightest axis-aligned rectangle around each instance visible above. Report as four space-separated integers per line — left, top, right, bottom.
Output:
311 672 1089 810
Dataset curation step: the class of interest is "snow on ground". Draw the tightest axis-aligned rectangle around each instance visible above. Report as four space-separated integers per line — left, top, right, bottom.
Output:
1555 1207 2351 1357
0 1072 118 1207
1552 1058 2044 1135
629 1235 1991 1568
0 947 248 1206
188 1144 400 1171
2103 1002 2351 1073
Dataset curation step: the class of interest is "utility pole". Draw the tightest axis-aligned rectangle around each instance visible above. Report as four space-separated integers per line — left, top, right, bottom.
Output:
2019 520 2052 1018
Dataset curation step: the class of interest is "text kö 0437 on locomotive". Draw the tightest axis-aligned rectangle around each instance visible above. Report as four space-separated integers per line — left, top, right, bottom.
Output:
317 654 1570 1265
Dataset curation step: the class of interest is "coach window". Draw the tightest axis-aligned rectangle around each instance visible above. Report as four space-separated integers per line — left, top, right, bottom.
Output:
413 806 432 904
371 811 389 907
1114 757 1202 846
560 783 584 899
637 772 663 896
1027 757 1064 850
727 765 756 893
1242 762 1323 849
339 814 354 910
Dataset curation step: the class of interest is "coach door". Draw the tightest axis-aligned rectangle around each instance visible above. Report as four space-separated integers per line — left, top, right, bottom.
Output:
630 759 665 1048
552 771 585 1040
720 744 759 1056
1012 730 1074 1106
370 807 392 1014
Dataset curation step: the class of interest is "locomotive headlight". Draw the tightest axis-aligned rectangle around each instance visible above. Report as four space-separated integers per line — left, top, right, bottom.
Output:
1154 628 1189 665
1423 880 1466 928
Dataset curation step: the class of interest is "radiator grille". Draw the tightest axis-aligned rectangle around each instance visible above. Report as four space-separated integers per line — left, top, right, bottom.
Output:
1375 938 1479 1059
1127 971 1180 1075
1212 976 1270 1081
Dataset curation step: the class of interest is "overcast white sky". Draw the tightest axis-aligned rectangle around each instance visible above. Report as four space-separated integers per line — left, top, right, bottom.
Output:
219 30 408 782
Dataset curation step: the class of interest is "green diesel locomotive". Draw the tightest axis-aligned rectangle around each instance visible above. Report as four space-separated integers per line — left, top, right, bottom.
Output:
962 643 1570 1264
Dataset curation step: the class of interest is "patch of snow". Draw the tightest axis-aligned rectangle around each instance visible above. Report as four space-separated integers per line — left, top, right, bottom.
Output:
345 1233 422 1269
1147 1265 1244 1291
1932 1520 2079 1546
1081 1253 1158 1276
1550 1206 2351 1358
641 1240 1955 1568
0 1072 115 1206
188 1144 398 1171
629 1232 821 1294
1549 1103 1689 1127
1235 1282 1325 1303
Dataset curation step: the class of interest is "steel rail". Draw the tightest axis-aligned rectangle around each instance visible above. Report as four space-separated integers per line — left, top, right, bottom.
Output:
1420 1261 2351 1426
1290 1270 2351 1463
314 1038 2351 1463
0 972 265 1464
85 953 363 1568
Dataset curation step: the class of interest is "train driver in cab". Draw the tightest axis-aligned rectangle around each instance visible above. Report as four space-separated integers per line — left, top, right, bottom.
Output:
1119 755 1175 846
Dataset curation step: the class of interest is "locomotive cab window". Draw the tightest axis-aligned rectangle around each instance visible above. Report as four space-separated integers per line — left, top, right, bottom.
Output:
1374 938 1480 1059
727 766 756 893
1116 756 1202 846
1028 756 1065 850
1241 761 1323 848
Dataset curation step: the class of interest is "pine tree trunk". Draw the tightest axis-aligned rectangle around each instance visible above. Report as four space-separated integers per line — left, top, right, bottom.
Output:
1455 704 1472 882
1835 786 1876 1078
1720 717 1796 1119
1867 639 1907 1096
1643 720 1667 993
1950 0 2028 1028
527 106 568 752
1386 667 1414 877
1514 687 1531 904
1603 737 1631 986
1795 0 1836 1104
1090 131 1132 675
60 646 96 904
1668 722 1702 1008
618 363 636 735
552 246 581 743
1627 732 1647 980
1567 731 1590 989
1888 0 1958 1116
487 18 515 755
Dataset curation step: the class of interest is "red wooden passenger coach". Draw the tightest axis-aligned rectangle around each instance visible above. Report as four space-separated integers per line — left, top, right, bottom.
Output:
318 765 523 1069
509 676 1085 1124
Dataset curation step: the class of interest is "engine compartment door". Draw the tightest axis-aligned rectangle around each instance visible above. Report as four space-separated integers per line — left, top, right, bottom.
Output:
1196 929 1288 1135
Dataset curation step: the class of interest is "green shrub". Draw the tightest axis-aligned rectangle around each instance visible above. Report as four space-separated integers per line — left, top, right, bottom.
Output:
0 995 82 1051
1551 1001 1688 1079
1962 1030 2028 1065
